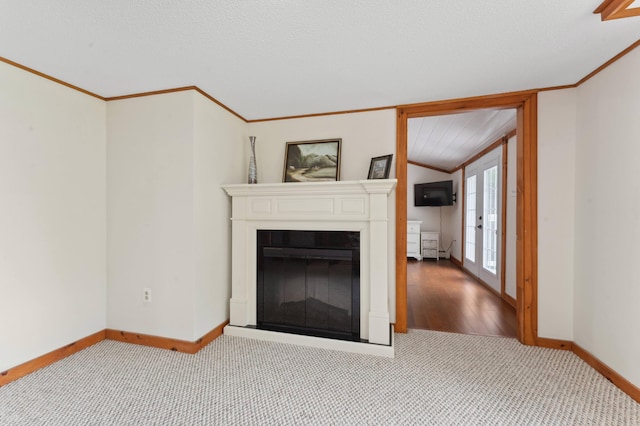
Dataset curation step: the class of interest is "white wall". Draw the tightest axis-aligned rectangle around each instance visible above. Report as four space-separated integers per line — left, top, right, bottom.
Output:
193 93 245 337
407 164 460 258
107 90 246 341
248 110 396 183
573 46 640 387
248 110 398 320
444 169 463 261
0 61 106 371
537 89 577 341
107 91 196 340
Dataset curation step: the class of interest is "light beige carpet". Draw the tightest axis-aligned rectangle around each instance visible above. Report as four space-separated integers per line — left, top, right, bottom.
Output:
1 329 638 425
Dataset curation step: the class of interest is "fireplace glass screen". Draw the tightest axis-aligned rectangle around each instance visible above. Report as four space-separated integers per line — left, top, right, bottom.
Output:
257 230 360 341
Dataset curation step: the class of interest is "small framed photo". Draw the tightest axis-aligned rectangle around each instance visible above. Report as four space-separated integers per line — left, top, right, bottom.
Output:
368 154 393 179
283 138 341 182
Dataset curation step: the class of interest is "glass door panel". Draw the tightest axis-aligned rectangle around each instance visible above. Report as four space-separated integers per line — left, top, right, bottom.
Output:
482 166 498 275
465 174 477 263
463 149 501 293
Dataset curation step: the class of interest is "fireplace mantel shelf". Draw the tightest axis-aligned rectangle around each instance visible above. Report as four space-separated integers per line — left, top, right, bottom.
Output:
222 179 397 197
222 178 396 357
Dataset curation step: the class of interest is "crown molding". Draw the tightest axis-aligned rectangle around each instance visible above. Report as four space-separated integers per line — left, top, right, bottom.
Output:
105 86 247 122
0 56 104 100
1 37 639 122
247 106 396 123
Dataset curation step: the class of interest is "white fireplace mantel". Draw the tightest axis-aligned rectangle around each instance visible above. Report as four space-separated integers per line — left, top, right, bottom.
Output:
222 179 396 357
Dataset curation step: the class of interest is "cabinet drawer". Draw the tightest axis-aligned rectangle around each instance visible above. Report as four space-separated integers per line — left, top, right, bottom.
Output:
422 240 437 249
407 223 421 234
407 241 419 253
421 231 439 239
407 233 419 244
422 249 438 258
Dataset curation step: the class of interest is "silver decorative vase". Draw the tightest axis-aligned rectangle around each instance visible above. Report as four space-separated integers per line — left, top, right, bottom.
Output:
248 136 257 184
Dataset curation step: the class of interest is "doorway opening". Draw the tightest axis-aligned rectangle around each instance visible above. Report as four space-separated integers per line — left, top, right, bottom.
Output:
404 108 517 337
395 92 538 346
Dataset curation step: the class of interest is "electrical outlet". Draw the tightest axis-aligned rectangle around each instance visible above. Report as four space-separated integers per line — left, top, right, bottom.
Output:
143 288 152 303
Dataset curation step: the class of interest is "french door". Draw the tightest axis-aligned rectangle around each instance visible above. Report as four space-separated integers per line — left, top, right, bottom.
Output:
464 149 502 292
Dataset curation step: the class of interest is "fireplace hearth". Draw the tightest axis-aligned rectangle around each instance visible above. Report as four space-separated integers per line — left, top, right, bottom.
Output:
257 230 360 341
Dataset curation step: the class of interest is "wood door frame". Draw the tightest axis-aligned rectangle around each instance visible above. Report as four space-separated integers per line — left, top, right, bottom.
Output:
395 90 538 346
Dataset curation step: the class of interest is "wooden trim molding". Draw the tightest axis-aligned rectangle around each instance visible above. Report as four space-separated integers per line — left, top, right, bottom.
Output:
449 255 462 269
407 160 451 174
106 320 229 355
396 91 538 347
395 108 409 334
536 337 572 351
500 141 508 301
398 90 538 117
0 56 247 121
105 86 248 122
193 88 248 122
452 132 512 173
504 128 517 141
573 343 640 403
0 330 106 387
247 106 396 123
3 38 640 125
576 39 640 86
515 94 538 346
0 322 229 387
104 86 198 102
594 0 640 21
503 293 517 309
460 265 503 299
0 56 104 100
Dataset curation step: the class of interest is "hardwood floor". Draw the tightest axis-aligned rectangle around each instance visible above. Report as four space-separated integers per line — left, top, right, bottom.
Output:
407 258 517 337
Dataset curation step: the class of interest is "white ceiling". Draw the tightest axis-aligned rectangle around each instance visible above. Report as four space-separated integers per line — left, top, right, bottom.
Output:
0 1 639 120
408 109 516 171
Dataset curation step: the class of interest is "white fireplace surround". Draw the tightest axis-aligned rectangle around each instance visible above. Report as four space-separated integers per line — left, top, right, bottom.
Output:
222 179 396 357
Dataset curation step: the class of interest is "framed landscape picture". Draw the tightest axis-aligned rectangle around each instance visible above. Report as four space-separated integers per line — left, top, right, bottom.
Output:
283 138 342 182
368 154 393 179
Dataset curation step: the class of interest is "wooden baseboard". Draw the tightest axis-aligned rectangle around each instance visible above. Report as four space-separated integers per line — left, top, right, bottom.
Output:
572 343 640 403
4 321 638 405
197 320 230 348
449 256 462 268
106 320 229 354
1 321 230 387
457 260 517 308
0 330 106 387
503 293 517 309
459 264 503 298
535 337 572 351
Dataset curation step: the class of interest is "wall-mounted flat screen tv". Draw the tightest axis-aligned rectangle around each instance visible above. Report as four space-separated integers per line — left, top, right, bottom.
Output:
414 180 454 206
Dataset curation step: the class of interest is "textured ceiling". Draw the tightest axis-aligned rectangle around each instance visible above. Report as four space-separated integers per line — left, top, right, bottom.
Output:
1 1 639 120
408 109 516 171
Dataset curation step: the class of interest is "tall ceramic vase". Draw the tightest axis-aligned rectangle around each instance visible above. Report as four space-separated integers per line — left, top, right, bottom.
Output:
248 136 258 184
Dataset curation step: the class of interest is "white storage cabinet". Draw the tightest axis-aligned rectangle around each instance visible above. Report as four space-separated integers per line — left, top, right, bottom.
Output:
407 220 422 260
421 231 440 260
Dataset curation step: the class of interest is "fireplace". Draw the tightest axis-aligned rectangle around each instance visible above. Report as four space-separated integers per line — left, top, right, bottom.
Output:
257 230 360 341
222 180 396 357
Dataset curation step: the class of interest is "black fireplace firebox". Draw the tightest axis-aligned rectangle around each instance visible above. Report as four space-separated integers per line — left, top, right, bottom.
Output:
257 230 360 341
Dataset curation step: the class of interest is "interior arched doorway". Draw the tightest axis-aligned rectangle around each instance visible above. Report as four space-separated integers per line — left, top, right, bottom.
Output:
395 91 538 346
